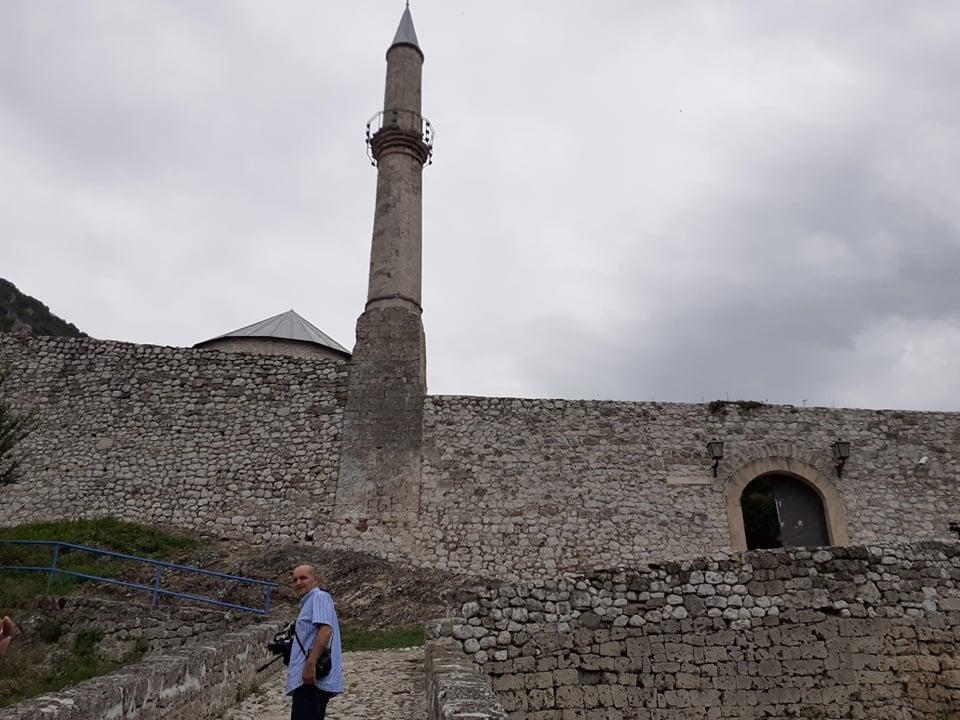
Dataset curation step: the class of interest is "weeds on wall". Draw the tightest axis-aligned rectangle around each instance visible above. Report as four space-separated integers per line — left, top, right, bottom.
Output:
706 399 765 416
0 627 149 708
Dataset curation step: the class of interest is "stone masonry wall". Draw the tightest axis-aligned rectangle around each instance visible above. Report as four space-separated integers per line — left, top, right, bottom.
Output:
36 596 245 658
3 333 960 583
413 395 960 579
0 620 281 720
425 632 509 720
0 333 348 542
443 542 960 719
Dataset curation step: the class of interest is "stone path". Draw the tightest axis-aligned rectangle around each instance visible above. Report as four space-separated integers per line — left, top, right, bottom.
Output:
219 646 426 720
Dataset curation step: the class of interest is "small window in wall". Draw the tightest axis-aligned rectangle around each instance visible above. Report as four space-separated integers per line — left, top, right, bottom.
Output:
741 473 829 550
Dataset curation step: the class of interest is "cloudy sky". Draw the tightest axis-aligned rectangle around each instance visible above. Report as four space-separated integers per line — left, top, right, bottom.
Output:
3 2 959 410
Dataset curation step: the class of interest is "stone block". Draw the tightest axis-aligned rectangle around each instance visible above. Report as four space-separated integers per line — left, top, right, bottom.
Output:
556 686 585 709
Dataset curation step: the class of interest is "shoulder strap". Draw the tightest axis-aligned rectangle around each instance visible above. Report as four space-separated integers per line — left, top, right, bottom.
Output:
292 624 309 655
293 590 332 657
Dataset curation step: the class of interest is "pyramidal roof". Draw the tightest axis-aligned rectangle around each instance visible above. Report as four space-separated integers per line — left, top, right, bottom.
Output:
197 310 350 356
390 4 421 54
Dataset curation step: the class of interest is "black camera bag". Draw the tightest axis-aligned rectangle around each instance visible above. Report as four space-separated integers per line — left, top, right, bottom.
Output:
293 627 332 680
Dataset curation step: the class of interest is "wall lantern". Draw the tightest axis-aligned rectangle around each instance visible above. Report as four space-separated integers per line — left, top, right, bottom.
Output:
831 440 851 478
707 439 724 477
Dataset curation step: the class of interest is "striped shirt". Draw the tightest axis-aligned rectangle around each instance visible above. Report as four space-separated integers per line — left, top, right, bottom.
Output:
286 587 344 696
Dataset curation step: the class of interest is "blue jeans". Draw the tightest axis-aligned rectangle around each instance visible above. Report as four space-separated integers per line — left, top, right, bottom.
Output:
290 685 335 720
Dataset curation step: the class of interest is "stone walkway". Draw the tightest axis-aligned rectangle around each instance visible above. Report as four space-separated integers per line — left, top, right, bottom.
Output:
219 646 426 720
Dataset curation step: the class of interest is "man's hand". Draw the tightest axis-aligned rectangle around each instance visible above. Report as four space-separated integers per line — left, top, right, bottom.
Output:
0 616 17 656
302 666 316 685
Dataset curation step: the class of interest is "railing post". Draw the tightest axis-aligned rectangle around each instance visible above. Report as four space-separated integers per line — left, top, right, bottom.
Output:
264 587 272 617
151 566 163 608
46 543 61 593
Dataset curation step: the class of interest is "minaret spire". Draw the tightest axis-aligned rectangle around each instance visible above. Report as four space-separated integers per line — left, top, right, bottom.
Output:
336 7 433 524
390 4 421 56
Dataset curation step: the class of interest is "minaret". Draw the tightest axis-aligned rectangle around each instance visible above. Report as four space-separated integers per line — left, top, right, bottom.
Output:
336 5 432 524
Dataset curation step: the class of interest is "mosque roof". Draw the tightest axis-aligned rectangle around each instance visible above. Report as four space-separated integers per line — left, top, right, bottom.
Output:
195 309 350 356
390 5 421 55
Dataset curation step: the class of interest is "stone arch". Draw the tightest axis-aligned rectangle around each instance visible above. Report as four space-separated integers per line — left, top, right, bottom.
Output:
724 456 849 551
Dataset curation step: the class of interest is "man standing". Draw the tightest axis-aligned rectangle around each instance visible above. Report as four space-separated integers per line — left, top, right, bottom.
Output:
287 564 344 720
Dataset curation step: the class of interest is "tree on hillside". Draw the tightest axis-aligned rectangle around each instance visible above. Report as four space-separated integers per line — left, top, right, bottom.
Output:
0 365 34 485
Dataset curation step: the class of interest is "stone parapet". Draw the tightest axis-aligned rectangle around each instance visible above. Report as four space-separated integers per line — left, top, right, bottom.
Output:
426 633 509 720
438 542 960 718
0 621 282 720
36 596 245 658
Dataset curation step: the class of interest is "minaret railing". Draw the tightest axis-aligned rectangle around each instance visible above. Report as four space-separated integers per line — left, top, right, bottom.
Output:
365 109 434 166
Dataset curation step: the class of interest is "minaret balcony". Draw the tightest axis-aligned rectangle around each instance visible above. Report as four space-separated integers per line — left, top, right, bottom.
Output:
366 109 434 166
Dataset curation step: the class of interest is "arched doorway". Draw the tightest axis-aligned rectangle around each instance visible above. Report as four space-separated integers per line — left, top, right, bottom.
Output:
740 473 829 549
725 455 849 551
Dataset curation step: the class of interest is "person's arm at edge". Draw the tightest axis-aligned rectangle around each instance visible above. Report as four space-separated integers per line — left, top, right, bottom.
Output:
0 616 17 656
301 624 332 685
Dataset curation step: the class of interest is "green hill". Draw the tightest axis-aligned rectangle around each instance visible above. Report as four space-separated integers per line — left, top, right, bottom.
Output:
0 278 85 338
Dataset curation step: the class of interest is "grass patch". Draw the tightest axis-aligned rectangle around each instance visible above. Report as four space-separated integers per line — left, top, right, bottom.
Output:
0 519 186 708
341 625 424 651
132 636 151 657
0 517 199 615
37 619 63 644
0 572 50 610
0 628 140 708
0 643 113 708
73 630 103 656
0 517 198 611
236 681 267 702
0 517 198 557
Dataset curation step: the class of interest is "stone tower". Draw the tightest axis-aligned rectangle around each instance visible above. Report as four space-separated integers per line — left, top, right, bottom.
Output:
335 5 432 524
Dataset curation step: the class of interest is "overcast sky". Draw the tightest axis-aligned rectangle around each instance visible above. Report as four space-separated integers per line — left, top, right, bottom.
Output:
3 2 959 411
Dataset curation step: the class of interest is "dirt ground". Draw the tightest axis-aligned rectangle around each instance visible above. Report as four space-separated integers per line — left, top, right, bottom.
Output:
76 537 481 632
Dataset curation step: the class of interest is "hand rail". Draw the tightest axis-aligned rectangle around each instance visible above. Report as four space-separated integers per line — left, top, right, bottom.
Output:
0 540 278 616
365 109 434 166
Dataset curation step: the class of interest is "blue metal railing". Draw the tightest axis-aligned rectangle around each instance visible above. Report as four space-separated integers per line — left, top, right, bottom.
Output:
0 540 277 616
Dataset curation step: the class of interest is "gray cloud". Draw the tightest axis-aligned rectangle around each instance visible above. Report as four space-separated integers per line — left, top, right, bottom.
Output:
2 1 958 410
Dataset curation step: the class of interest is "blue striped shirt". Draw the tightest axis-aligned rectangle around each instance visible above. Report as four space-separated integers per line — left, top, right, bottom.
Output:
286 587 344 695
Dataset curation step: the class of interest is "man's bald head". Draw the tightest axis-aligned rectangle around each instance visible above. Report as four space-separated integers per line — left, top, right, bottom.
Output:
293 563 317 578
291 564 320 597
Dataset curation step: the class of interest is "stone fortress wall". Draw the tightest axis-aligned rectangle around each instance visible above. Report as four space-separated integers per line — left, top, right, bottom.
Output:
3 333 960 582
327 394 960 579
0 333 348 543
436 541 960 719
411 395 960 578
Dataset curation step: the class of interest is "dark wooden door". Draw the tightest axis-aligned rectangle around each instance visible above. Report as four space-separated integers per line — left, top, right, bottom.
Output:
771 476 829 547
